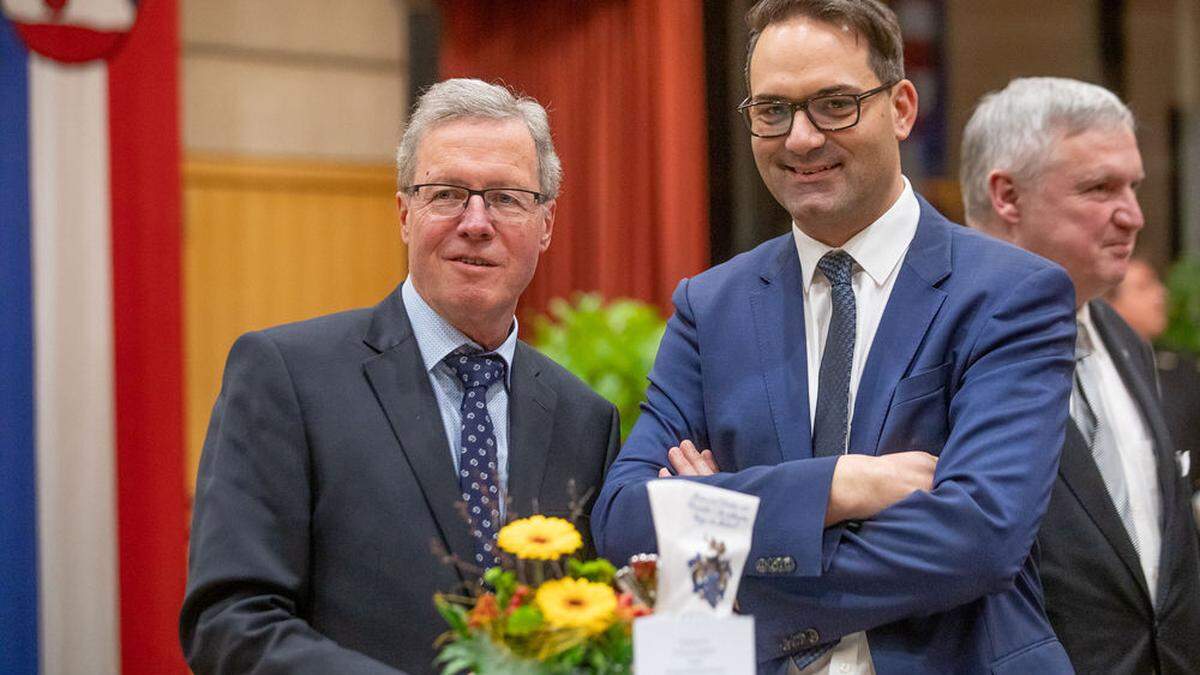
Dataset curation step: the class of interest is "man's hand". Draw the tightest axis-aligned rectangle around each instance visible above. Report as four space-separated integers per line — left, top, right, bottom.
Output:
825 452 937 526
658 439 719 477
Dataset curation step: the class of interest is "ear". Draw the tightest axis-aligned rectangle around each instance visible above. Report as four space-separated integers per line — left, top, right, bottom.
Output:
538 199 556 252
396 190 412 244
890 79 919 141
986 171 1022 225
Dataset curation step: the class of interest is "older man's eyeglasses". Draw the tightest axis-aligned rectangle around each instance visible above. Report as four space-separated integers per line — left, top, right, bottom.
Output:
405 183 547 221
737 81 898 137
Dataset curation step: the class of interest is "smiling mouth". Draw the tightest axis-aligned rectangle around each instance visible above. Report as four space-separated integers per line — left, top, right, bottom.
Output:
786 162 840 176
451 256 498 268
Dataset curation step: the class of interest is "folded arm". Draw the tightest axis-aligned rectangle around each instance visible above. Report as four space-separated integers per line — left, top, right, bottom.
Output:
663 439 937 526
593 267 1075 642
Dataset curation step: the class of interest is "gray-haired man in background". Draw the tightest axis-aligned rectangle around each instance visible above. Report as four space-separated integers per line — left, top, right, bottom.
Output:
181 79 619 674
962 76 1200 674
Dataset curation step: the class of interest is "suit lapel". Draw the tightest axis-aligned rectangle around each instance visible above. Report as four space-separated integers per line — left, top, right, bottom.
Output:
506 343 557 518
750 236 812 462
1057 418 1151 599
849 201 949 456
361 291 476 572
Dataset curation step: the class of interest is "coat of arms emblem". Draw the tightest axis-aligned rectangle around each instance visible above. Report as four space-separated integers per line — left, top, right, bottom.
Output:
688 537 732 608
2 0 139 63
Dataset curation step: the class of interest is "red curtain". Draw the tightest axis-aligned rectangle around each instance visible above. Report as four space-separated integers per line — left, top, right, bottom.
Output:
439 0 710 316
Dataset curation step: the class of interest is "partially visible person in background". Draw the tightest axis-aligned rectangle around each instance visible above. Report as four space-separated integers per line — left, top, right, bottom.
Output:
1106 258 1168 340
1108 257 1200 518
963 76 1200 674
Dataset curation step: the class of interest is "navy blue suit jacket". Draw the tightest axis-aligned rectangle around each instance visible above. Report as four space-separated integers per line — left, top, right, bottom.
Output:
593 199 1078 673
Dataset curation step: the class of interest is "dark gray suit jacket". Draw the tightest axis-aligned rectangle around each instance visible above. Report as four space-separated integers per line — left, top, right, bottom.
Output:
180 287 621 674
1039 300 1200 674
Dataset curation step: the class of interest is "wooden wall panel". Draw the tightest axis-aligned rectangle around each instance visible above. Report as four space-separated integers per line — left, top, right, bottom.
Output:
183 155 405 490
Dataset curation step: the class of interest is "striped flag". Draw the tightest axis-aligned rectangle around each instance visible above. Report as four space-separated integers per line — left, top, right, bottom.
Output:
0 1 187 673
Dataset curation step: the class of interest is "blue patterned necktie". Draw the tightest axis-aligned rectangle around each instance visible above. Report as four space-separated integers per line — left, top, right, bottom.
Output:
444 349 507 567
789 251 856 670
812 250 857 458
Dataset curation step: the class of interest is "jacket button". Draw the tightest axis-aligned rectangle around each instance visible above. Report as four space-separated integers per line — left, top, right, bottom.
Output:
781 627 822 653
755 558 768 574
801 628 820 646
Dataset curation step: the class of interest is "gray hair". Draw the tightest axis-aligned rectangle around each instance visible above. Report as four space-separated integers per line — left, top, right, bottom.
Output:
960 77 1134 226
396 78 562 198
744 0 905 96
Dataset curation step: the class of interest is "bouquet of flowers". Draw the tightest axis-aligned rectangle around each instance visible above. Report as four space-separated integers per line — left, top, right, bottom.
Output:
434 515 652 674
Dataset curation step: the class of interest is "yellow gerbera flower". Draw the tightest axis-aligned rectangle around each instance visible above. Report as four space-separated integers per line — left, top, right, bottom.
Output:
497 515 582 560
535 577 617 635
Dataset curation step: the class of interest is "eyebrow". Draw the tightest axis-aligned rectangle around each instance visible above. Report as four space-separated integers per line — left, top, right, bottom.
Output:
1072 170 1145 188
419 177 534 190
751 83 865 102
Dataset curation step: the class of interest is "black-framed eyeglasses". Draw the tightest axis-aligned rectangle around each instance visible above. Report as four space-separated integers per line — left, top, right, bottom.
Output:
737 80 898 137
404 183 547 221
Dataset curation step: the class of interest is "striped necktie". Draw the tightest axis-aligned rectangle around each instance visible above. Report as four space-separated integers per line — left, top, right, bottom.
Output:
1072 321 1141 560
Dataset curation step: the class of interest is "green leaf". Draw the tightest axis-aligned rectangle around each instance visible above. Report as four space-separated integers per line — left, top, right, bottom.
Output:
436 633 552 675
434 594 470 637
485 567 518 601
1162 255 1200 354
567 558 617 583
587 647 611 673
530 294 666 440
505 605 543 636
553 644 586 668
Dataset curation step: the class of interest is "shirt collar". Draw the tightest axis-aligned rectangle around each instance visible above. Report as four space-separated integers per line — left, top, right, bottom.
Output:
402 278 517 386
1076 302 1092 326
1076 303 1101 358
791 176 920 292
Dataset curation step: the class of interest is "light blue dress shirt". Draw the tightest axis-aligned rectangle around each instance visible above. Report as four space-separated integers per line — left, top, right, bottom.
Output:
402 279 516 507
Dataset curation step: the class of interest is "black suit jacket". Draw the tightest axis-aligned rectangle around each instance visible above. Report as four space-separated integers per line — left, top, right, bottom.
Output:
1038 300 1200 674
180 288 620 674
1154 348 1200 495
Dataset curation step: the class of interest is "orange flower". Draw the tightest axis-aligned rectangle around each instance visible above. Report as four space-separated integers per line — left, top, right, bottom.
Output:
468 593 500 628
508 584 533 610
614 592 651 622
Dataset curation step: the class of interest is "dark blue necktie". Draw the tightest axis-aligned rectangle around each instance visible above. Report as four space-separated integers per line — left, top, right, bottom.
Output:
788 251 856 670
444 349 507 567
812 250 856 458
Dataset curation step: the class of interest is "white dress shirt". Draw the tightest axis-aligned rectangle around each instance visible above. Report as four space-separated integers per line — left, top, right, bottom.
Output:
790 178 920 675
1074 305 1162 603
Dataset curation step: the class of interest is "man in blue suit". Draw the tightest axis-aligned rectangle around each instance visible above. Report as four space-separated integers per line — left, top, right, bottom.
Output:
592 1 1077 673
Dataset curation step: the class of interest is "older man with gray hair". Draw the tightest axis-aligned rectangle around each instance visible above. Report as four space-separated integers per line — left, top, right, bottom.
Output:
181 78 619 674
962 76 1200 674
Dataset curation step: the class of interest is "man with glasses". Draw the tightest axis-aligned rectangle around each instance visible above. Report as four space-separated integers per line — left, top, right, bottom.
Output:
181 79 620 674
962 77 1200 674
593 1 1076 673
